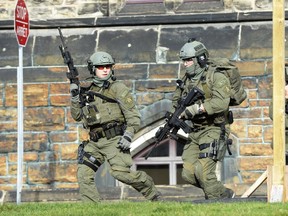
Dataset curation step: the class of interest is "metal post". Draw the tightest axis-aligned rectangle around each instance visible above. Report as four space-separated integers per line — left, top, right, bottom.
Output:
16 46 24 204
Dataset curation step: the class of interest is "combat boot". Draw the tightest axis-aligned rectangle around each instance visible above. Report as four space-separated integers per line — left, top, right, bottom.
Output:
151 191 164 202
220 188 235 199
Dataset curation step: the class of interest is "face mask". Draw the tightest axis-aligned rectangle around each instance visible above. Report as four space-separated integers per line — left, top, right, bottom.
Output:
185 58 204 79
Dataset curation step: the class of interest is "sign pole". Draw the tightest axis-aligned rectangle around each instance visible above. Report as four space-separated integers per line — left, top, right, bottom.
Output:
14 0 29 204
16 46 24 205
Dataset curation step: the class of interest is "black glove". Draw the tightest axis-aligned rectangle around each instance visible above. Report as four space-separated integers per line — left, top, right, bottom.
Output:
117 131 133 151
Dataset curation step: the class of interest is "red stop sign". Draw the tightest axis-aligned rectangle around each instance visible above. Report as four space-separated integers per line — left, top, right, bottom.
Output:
14 0 29 47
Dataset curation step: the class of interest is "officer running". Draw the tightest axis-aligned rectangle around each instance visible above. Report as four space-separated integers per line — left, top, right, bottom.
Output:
70 51 160 202
173 39 235 199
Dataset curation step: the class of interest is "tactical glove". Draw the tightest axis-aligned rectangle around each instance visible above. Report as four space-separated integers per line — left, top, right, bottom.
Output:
70 83 79 96
70 83 80 103
117 131 133 151
180 104 200 119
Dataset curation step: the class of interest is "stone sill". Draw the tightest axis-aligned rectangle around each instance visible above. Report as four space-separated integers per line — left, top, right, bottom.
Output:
0 11 279 30
1 183 267 203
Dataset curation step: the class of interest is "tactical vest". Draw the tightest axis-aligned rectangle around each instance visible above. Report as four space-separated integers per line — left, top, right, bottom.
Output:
81 83 125 127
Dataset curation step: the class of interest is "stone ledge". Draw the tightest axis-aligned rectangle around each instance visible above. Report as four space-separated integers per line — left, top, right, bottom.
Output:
0 11 279 30
2 184 267 203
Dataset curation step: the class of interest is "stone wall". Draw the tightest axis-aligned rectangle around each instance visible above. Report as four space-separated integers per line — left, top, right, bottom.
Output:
0 0 285 194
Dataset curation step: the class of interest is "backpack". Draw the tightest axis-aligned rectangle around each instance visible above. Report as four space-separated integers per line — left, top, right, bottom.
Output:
205 58 247 106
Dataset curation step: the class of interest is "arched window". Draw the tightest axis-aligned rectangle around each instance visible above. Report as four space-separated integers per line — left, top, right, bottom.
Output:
132 136 188 185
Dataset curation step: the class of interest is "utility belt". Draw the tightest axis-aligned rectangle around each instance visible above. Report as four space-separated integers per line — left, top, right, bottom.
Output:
198 138 233 161
89 122 125 142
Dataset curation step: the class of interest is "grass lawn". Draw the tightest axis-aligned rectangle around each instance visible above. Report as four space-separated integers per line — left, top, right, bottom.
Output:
0 199 288 216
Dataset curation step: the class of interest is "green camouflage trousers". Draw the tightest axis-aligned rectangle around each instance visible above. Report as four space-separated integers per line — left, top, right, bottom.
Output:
181 125 230 199
77 135 158 202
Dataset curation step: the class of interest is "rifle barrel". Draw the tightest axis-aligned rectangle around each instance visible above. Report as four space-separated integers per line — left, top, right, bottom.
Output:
58 27 67 49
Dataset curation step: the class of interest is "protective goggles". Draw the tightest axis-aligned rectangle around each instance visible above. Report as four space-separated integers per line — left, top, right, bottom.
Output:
96 65 112 70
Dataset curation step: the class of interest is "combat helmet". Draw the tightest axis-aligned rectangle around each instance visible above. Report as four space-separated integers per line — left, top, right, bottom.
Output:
87 51 115 75
89 51 115 66
179 38 209 67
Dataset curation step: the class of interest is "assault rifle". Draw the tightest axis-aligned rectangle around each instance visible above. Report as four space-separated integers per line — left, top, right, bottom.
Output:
58 27 80 97
145 87 205 159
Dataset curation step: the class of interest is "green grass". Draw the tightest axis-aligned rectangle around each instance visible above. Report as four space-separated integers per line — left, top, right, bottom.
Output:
0 200 288 216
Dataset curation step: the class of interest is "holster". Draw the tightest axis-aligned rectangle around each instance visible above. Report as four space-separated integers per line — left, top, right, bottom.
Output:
77 140 102 172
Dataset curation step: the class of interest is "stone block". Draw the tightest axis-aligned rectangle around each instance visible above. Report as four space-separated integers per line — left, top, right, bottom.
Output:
135 80 175 93
149 64 178 79
34 33 97 66
235 61 266 77
8 163 26 175
0 109 17 132
27 162 78 184
8 152 38 162
98 28 158 63
24 133 48 152
238 157 273 171
160 25 239 62
258 76 272 99
263 126 273 143
55 6 77 18
24 107 65 131
39 151 60 162
233 107 262 119
5 83 49 107
61 144 78 160
0 31 32 67
240 24 272 59
136 93 165 106
78 3 107 16
240 144 273 156
49 131 78 143
117 2 166 15
0 156 7 175
247 125 264 138
50 83 70 94
230 119 248 139
50 95 70 106
114 64 148 80
233 0 253 10
242 77 257 90
175 1 224 13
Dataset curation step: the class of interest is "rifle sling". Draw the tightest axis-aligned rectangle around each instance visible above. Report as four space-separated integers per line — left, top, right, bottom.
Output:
88 91 118 103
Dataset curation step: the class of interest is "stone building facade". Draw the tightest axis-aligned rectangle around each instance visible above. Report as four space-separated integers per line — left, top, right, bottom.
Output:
0 0 284 200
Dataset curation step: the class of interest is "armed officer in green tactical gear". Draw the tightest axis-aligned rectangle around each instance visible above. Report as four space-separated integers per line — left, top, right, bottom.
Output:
70 51 160 202
173 39 235 199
